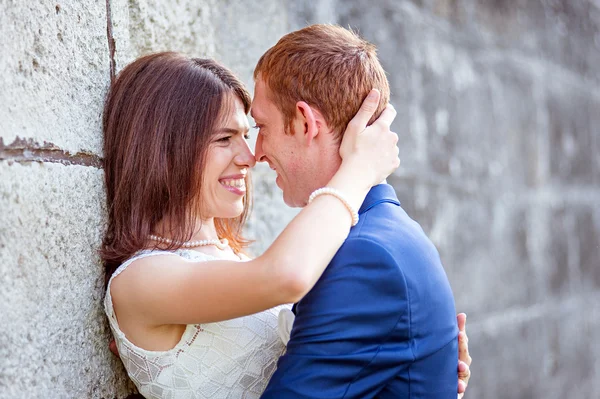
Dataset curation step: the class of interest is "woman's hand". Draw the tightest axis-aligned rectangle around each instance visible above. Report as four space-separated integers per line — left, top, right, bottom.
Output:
338 89 400 190
457 313 472 398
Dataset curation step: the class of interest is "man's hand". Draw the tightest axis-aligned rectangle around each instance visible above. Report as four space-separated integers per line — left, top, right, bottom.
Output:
457 313 472 398
109 338 120 358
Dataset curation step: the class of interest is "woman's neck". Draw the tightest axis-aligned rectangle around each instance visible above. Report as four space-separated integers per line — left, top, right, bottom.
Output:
153 216 219 241
151 216 240 259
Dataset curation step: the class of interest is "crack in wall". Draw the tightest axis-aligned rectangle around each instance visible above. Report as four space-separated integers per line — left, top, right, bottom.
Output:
0 137 103 168
105 0 116 82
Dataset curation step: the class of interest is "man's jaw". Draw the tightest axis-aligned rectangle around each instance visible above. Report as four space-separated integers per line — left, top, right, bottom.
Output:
260 158 304 208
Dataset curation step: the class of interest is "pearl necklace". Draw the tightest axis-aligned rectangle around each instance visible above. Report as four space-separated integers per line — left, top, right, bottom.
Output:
149 234 229 250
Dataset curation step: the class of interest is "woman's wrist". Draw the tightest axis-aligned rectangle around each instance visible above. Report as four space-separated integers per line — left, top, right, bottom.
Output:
308 188 360 226
325 162 371 212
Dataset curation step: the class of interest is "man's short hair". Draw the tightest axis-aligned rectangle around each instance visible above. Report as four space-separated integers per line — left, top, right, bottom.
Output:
254 24 390 141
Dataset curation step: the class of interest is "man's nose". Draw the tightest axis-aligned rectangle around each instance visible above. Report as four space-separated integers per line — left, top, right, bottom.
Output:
254 133 266 163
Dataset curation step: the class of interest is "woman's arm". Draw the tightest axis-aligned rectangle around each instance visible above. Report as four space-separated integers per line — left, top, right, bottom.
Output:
110 90 399 326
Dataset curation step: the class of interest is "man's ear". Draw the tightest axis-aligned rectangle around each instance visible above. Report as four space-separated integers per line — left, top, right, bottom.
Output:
295 101 324 146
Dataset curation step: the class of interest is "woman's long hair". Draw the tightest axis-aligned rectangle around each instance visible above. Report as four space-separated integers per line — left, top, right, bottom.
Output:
101 52 253 281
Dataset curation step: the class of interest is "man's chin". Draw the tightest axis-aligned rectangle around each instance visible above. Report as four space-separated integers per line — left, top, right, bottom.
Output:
281 193 296 208
275 174 283 189
280 191 298 208
281 191 308 209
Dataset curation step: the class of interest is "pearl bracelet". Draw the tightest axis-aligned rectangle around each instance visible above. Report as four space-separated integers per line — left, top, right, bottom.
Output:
307 187 360 226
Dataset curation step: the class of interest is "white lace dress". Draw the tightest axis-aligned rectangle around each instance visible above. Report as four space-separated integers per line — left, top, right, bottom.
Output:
104 249 290 399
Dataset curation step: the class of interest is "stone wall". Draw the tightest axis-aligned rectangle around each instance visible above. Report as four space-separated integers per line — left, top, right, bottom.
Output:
0 1 292 397
288 1 600 398
1 1 598 398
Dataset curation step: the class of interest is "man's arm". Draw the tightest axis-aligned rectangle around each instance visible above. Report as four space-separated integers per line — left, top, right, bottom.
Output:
262 238 413 399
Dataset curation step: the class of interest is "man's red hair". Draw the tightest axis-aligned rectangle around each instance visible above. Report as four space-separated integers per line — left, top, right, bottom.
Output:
254 24 390 141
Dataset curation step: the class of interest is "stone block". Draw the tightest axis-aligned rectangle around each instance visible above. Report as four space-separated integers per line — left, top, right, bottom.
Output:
470 0 600 83
546 205 577 296
212 0 289 87
482 62 546 189
109 0 217 72
389 175 540 318
109 0 288 84
546 81 599 185
414 0 600 84
448 201 541 317
547 204 600 294
0 0 110 154
467 296 600 399
0 161 133 398
575 207 600 290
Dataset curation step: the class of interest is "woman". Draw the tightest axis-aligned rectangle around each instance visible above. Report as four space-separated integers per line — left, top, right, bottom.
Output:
102 52 470 398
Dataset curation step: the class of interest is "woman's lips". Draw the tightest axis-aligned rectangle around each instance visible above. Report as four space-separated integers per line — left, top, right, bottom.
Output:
219 177 246 196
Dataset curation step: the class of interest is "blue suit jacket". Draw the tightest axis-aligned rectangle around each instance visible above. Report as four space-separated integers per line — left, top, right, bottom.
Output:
262 184 458 398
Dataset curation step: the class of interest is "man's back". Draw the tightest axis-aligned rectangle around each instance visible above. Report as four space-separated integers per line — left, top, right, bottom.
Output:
262 184 458 398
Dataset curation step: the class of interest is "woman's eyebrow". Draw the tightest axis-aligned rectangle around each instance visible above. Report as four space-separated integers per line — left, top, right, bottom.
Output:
215 127 249 134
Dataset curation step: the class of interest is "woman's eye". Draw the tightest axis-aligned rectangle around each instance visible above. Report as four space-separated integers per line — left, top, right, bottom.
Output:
217 136 231 143
243 133 251 140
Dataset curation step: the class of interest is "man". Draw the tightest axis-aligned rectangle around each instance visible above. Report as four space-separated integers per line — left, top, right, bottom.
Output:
251 24 468 398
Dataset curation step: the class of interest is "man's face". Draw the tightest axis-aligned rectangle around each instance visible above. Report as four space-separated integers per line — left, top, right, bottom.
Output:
251 78 315 207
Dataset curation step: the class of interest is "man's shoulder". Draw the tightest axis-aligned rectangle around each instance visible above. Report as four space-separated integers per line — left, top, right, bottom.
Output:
350 202 425 249
335 234 395 261
334 202 442 270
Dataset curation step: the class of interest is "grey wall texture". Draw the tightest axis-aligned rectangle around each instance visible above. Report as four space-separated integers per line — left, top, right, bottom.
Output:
0 0 598 398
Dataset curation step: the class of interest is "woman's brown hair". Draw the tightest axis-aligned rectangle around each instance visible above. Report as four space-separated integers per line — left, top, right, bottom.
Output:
101 52 252 280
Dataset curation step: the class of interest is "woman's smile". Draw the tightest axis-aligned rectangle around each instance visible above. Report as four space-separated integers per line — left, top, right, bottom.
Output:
219 175 246 195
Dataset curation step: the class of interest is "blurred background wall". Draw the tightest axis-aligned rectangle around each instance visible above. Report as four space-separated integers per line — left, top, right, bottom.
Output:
1 0 598 398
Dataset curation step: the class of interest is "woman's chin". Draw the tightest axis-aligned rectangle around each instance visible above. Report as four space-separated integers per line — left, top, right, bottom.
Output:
216 204 244 219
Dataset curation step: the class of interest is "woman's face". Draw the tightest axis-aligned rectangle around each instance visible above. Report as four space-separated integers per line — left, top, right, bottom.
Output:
200 96 255 219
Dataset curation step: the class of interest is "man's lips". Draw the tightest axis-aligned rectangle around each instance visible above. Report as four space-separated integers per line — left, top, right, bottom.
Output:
262 158 276 171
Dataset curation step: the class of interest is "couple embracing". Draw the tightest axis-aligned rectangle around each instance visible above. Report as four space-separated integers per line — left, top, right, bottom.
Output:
103 24 472 398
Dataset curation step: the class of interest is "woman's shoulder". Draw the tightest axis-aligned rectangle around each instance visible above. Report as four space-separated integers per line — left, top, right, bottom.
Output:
108 249 216 287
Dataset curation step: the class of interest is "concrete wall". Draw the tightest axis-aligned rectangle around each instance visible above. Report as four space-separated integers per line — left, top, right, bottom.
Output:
288 1 600 398
0 1 292 397
1 1 598 398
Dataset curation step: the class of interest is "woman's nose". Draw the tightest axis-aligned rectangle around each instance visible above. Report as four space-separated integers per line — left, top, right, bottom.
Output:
235 139 256 168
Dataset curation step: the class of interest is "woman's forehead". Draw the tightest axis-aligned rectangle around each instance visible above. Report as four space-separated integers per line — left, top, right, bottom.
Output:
219 97 250 131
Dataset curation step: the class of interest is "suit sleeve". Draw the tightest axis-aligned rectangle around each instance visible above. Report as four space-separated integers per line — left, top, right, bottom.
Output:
261 238 413 399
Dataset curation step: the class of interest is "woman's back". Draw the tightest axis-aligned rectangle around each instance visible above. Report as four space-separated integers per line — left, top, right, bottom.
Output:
105 249 287 398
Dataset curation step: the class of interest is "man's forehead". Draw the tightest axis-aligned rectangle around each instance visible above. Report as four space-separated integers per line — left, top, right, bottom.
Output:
250 78 283 123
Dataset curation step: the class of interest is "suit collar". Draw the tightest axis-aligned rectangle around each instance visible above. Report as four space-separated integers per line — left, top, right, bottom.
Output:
358 184 400 215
